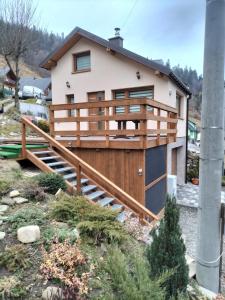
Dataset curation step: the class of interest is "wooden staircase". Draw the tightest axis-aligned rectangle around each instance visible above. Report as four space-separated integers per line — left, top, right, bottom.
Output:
21 116 159 225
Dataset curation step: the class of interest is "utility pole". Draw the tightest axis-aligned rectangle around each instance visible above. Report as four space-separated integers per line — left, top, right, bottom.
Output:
196 0 225 293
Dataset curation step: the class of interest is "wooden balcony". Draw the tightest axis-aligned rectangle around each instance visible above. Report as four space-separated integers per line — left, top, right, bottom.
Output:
49 98 177 150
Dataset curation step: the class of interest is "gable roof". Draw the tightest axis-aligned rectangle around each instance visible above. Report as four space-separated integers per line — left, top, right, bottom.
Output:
0 66 16 81
40 27 191 95
19 77 51 92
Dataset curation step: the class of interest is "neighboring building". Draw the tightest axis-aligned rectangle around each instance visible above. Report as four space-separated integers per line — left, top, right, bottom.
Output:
41 27 191 192
0 66 16 95
188 120 200 142
19 77 52 100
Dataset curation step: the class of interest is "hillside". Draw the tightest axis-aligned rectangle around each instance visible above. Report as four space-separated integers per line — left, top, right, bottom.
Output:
0 55 41 78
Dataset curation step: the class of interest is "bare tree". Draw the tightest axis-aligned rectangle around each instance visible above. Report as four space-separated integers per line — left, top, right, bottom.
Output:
0 0 37 107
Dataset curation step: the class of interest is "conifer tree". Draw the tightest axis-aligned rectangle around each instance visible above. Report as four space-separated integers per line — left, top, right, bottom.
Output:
147 195 189 299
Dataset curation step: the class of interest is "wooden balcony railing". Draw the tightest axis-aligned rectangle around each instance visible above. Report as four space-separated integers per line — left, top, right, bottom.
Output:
49 98 177 149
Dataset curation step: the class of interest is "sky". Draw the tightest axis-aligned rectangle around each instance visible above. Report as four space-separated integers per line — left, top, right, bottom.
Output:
36 0 205 75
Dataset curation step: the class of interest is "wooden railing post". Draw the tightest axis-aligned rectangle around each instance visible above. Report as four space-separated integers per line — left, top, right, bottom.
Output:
140 104 147 148
21 121 26 158
105 107 109 147
77 109 80 147
156 108 160 145
76 164 81 194
49 108 54 138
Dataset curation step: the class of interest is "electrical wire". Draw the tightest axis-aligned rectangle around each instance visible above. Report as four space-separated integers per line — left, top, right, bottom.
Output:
121 0 139 30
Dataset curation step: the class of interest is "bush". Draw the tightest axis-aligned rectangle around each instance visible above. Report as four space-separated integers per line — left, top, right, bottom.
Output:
0 276 27 299
77 220 127 244
147 195 189 299
51 194 127 244
187 151 199 181
37 119 49 133
0 244 31 272
99 246 167 300
40 240 90 297
22 180 47 202
8 206 45 230
42 226 78 250
0 179 11 196
36 173 67 194
5 107 21 121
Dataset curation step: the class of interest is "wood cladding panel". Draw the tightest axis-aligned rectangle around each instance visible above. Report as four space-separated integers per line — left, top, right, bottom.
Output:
72 148 145 205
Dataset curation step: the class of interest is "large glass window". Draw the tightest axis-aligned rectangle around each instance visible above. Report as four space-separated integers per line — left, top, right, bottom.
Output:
114 87 154 114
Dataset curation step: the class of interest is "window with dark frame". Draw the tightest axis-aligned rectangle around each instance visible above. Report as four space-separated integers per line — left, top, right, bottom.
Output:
73 51 90 72
176 93 182 118
114 87 154 114
66 94 75 117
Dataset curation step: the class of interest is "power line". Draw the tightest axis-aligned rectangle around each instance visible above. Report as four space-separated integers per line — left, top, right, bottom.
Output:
121 0 139 30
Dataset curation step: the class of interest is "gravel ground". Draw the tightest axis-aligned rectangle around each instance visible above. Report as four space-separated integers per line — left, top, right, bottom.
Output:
179 206 225 293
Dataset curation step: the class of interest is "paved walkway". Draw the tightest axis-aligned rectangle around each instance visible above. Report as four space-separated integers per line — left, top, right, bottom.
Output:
177 183 225 208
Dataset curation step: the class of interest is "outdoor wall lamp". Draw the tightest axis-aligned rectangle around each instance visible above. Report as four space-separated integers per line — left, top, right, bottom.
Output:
138 168 143 176
136 71 141 80
66 81 70 88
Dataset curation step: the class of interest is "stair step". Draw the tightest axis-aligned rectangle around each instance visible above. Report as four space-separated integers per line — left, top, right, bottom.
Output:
40 156 59 161
47 161 67 167
87 190 105 201
33 150 53 155
82 185 96 194
116 211 126 223
111 204 123 211
55 166 74 173
98 197 114 207
72 178 89 186
63 173 76 181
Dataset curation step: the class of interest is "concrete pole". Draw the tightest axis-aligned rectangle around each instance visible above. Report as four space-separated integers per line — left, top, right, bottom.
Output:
196 0 225 293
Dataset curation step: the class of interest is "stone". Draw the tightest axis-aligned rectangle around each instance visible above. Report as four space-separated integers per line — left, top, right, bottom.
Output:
1 197 15 206
42 286 63 300
0 220 3 225
17 225 40 243
72 228 80 239
0 231 5 240
14 197 28 204
9 190 20 198
55 188 63 197
0 205 9 213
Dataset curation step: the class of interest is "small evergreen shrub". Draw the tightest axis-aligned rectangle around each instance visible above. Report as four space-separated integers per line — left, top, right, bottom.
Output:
8 206 45 230
100 246 167 300
0 244 31 272
0 179 11 196
37 119 49 133
23 180 47 202
51 194 127 244
42 226 78 250
36 173 67 194
147 195 189 299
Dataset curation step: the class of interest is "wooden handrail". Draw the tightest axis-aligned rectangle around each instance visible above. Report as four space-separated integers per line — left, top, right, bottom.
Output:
49 98 177 114
21 116 159 221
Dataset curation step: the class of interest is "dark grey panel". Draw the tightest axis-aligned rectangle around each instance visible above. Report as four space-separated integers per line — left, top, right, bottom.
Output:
145 145 166 185
145 178 166 214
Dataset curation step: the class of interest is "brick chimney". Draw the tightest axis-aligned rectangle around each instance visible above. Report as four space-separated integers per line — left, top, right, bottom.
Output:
108 27 123 47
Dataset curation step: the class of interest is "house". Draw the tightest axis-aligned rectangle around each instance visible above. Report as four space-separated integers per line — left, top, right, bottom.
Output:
19 77 52 100
0 66 16 95
36 27 191 216
188 120 200 142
